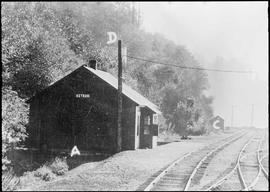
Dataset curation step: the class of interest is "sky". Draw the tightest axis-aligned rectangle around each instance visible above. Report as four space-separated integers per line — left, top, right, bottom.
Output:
139 2 268 128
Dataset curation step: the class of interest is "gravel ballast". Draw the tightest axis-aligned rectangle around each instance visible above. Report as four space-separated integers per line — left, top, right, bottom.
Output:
193 130 255 190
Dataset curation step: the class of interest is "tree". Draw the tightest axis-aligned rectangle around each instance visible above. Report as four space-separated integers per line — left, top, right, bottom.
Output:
2 2 83 98
1 2 82 172
2 87 28 171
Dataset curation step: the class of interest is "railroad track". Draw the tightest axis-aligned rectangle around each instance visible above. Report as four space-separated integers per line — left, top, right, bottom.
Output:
259 154 269 179
251 131 269 191
139 131 248 191
206 130 268 191
258 131 269 178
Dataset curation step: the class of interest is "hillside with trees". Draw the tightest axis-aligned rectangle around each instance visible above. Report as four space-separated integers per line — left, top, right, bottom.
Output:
2 2 214 171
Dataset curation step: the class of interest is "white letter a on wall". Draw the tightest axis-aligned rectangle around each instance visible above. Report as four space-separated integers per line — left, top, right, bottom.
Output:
71 145 80 157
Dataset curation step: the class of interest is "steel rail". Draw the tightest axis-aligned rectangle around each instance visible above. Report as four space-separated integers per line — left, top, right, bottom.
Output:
205 136 254 191
258 132 269 180
258 133 269 179
143 152 191 191
259 154 269 179
184 132 247 191
234 136 252 190
245 138 264 190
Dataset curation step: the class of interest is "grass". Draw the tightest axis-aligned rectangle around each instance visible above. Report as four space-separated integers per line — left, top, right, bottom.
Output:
16 156 69 190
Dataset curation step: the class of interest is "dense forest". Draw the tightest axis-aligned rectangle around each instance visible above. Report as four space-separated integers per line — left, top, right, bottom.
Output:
2 2 214 170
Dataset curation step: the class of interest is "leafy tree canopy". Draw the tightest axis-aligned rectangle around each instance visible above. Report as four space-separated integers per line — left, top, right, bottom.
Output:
2 2 214 170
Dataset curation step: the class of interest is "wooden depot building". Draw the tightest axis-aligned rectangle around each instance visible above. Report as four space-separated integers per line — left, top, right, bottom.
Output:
26 60 161 154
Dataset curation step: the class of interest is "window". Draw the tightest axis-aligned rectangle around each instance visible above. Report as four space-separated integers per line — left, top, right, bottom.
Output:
144 116 151 125
153 114 158 125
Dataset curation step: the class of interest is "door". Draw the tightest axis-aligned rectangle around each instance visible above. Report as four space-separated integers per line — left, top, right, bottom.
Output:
135 106 141 149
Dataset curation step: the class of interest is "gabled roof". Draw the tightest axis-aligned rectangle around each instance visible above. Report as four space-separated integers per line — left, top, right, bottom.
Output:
28 65 161 114
83 66 161 114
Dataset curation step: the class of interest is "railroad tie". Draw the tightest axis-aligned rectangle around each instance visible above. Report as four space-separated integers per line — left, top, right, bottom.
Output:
241 163 260 168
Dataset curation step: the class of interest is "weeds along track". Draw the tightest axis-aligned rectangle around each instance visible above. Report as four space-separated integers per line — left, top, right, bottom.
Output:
206 130 268 191
139 131 247 191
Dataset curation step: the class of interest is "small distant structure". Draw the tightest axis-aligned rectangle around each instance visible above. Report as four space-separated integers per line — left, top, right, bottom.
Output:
210 115 224 131
26 60 161 155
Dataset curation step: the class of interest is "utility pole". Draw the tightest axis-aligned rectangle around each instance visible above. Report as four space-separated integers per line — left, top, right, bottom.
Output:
231 105 234 128
250 104 254 128
117 40 123 152
131 2 135 25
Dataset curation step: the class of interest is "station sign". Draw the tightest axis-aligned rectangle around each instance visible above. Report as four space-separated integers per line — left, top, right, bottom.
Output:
76 94 90 98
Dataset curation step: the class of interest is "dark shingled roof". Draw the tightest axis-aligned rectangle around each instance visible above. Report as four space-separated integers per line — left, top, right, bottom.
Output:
28 65 161 114
83 66 161 114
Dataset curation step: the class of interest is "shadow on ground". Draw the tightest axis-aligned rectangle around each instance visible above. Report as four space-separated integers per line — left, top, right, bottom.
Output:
66 153 110 170
7 149 112 176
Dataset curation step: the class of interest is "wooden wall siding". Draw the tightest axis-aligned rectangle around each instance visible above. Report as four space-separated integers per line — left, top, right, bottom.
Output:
28 67 140 152
122 106 136 150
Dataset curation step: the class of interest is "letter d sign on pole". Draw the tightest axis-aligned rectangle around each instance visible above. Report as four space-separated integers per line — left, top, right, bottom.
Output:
107 32 117 45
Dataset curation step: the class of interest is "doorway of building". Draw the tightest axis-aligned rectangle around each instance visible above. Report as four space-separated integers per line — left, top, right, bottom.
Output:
135 106 141 149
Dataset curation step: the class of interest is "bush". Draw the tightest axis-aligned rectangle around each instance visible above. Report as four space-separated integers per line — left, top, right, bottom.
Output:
48 157 68 176
34 165 56 181
30 156 68 182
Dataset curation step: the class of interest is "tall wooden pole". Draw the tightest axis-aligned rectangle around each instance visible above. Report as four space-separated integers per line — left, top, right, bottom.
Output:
117 40 122 152
250 104 254 128
231 105 234 128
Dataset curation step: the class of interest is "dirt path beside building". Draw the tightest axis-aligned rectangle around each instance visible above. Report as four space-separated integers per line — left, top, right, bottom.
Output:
18 128 249 191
